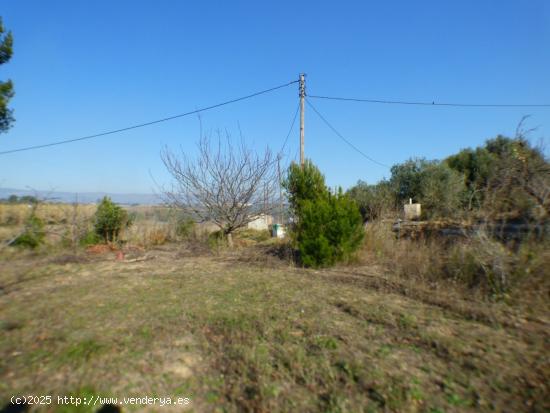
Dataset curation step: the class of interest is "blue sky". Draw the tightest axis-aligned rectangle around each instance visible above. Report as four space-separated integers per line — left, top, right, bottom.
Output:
1 0 549 193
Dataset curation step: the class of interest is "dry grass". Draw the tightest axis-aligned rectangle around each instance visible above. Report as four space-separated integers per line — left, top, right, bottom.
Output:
1 243 548 412
0 203 96 226
361 221 550 310
123 220 173 247
0 203 226 251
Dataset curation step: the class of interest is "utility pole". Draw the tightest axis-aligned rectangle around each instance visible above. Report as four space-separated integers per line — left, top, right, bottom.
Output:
277 157 283 224
299 73 306 168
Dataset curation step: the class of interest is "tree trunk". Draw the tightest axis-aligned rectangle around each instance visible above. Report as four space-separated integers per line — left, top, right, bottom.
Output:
226 232 234 248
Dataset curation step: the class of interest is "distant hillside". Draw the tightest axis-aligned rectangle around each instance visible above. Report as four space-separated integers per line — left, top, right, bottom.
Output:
0 188 162 205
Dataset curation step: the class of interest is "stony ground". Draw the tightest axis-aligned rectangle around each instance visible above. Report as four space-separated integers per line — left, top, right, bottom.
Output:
1 245 548 412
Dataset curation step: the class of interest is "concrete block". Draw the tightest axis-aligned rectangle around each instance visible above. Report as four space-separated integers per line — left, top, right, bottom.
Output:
404 203 421 220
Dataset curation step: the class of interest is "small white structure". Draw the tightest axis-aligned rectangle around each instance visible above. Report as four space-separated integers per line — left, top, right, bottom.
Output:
272 224 286 238
404 198 421 220
247 214 273 231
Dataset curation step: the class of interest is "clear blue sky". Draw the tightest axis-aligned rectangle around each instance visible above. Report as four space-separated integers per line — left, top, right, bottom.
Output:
1 0 549 193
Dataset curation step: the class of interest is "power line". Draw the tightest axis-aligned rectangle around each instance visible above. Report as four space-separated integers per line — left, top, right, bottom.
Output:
279 100 300 155
0 80 299 155
306 99 390 169
308 94 550 108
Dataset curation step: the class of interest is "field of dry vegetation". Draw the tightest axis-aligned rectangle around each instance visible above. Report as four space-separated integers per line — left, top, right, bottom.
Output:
0 203 549 412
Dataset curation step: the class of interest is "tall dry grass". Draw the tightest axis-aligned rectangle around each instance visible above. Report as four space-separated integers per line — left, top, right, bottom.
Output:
0 202 228 252
361 221 550 309
0 204 180 248
0 203 96 226
123 220 174 247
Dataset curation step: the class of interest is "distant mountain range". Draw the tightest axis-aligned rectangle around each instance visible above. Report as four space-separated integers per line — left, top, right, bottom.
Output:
0 187 163 205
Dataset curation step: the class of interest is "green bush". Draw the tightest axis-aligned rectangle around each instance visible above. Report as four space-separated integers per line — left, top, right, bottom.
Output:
347 180 395 221
12 214 45 249
93 197 132 243
175 217 195 239
389 158 466 219
79 230 102 246
284 161 364 268
283 160 328 216
446 135 550 219
297 191 364 267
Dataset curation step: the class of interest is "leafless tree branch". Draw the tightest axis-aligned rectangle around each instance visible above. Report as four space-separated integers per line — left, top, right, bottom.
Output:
161 133 279 246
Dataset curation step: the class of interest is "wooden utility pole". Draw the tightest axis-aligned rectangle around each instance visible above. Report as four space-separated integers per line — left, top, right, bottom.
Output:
277 157 283 224
299 73 306 168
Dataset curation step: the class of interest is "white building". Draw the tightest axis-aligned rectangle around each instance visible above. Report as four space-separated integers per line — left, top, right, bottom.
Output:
247 214 273 231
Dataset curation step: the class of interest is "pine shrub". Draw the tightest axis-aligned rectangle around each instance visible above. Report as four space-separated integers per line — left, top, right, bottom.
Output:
284 161 364 267
94 197 131 243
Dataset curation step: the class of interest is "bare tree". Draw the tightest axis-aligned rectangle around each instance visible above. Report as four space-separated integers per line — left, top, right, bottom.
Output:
161 133 279 247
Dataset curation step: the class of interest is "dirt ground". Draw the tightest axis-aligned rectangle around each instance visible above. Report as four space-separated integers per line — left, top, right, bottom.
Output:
1 244 548 412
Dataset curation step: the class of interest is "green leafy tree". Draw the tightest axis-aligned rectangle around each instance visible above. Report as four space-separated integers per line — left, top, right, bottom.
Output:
389 158 433 204
484 137 550 220
347 180 395 221
0 17 14 133
419 162 466 218
284 161 364 267
94 197 132 242
389 158 466 218
446 135 550 220
446 146 494 209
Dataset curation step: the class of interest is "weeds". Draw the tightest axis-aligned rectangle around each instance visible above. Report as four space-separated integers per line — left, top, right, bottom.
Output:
0 203 96 226
78 230 101 247
175 217 195 239
444 232 515 296
362 220 549 301
11 213 45 249
61 339 105 364
236 228 271 242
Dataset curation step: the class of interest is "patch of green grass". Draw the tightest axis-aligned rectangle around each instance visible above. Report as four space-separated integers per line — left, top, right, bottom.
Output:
27 347 52 364
447 392 470 407
59 339 105 364
409 378 425 402
236 228 271 242
314 336 339 350
397 313 417 330
138 326 153 340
